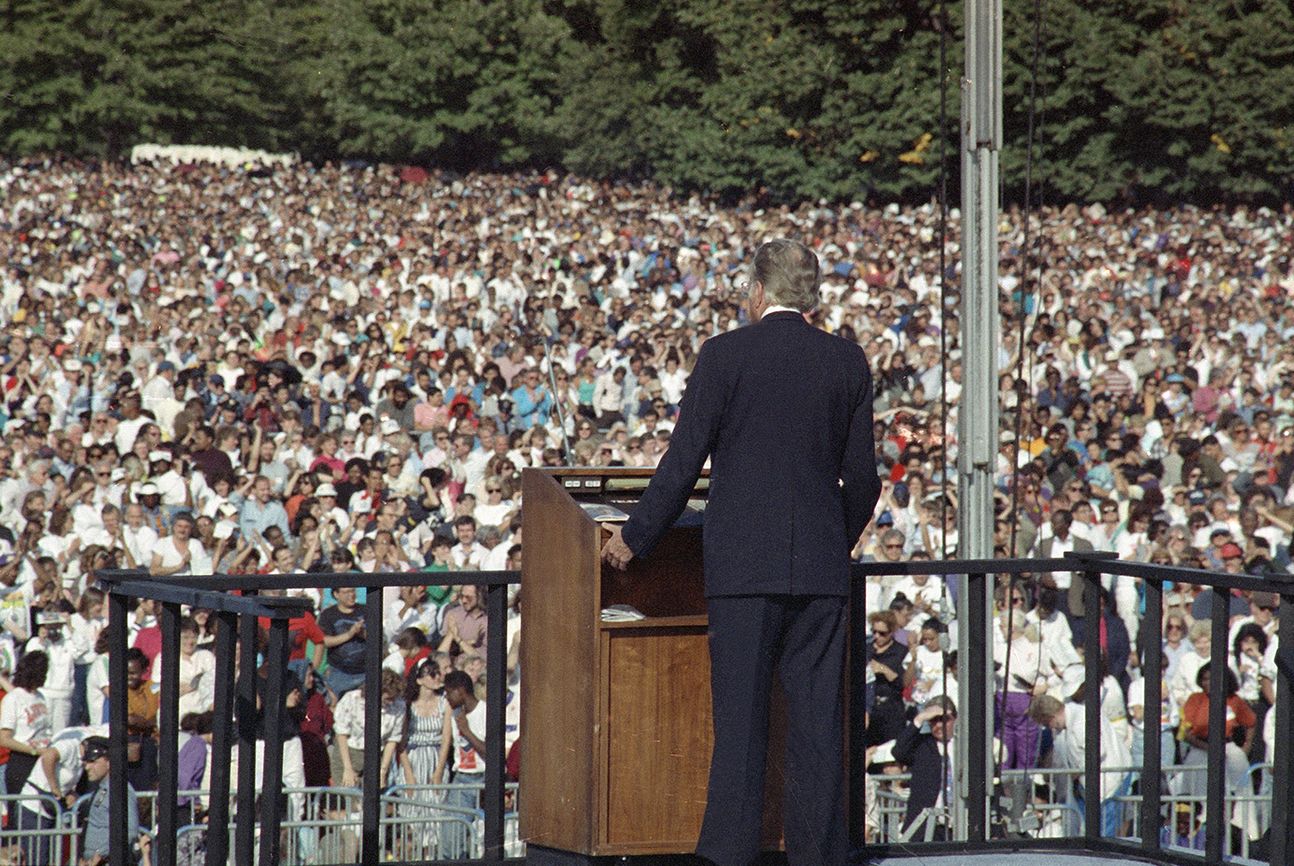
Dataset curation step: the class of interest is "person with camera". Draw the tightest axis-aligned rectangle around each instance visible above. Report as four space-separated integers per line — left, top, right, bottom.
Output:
25 612 76 732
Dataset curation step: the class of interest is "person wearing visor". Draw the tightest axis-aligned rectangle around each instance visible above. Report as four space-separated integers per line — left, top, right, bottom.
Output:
79 735 144 866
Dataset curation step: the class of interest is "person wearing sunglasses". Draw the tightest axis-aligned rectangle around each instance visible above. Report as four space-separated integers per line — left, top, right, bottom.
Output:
396 659 454 855
867 610 908 749
892 696 958 838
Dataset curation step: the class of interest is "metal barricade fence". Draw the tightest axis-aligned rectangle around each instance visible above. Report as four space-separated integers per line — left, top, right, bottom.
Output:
872 783 914 841
0 793 75 865
1115 763 1274 863
15 783 525 865
380 789 479 862
869 768 1092 843
94 554 1290 865
5 759 1269 859
98 566 521 866
0 791 157 866
867 762 1279 855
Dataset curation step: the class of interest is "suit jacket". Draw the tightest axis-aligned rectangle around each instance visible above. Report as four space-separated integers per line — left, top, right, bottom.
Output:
891 721 947 832
621 310 881 597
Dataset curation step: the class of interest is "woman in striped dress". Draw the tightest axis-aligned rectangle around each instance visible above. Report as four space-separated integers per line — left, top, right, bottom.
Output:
398 658 454 857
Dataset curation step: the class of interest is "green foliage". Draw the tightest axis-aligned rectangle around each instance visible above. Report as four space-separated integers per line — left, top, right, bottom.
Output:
1 0 1291 202
0 0 285 156
309 0 575 167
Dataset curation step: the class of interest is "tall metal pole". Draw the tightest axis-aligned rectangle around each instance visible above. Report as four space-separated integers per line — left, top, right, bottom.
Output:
956 0 1002 841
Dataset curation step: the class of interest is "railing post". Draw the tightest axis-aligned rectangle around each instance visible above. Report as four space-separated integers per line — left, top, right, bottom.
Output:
965 570 988 842
1139 573 1163 854
205 610 239 866
1082 566 1101 841
484 581 508 860
235 599 259 866
107 588 130 866
156 601 182 866
258 615 291 866
1205 586 1229 863
362 586 383 865
849 574 868 847
1270 575 1294 865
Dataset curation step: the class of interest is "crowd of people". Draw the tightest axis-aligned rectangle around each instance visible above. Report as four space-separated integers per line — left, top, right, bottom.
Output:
850 199 1294 848
0 153 1293 858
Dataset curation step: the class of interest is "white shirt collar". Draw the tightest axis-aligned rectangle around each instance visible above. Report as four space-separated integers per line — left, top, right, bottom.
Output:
761 305 802 319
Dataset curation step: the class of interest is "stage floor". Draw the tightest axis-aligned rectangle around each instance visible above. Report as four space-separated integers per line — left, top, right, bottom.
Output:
864 854 1230 866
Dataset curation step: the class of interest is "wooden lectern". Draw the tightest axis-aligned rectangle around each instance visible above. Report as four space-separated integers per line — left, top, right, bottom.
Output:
520 467 786 863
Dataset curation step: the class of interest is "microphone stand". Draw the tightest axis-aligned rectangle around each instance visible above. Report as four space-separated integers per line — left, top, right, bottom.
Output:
541 337 575 466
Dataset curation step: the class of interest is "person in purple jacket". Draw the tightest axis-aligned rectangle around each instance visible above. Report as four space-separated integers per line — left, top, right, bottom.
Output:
176 710 213 814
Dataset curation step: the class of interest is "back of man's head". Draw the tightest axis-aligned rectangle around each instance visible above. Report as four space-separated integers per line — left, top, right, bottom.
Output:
753 239 820 312
1028 694 1063 725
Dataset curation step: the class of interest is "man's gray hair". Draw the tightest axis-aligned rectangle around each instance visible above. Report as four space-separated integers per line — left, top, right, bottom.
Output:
752 239 820 311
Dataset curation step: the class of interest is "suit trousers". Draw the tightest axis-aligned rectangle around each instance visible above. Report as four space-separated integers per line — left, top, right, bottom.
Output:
697 594 848 866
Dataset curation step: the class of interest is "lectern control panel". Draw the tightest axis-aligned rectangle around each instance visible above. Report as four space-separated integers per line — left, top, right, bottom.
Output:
550 468 710 519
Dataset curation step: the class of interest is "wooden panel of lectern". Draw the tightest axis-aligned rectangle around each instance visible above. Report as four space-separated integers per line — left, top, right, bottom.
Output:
520 467 786 858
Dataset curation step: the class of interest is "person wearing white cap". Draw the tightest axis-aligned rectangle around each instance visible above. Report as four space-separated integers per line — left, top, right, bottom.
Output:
25 612 75 732
314 482 352 538
210 501 241 538
150 450 190 517
50 358 85 429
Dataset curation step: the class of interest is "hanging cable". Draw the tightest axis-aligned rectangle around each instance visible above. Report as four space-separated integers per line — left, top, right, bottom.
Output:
996 0 1048 809
1020 0 1050 504
937 0 950 562
1027 0 1050 344
936 0 954 836
1006 0 1047 559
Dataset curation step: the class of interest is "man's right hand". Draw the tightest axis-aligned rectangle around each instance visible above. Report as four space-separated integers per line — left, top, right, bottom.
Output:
600 524 633 570
913 705 943 726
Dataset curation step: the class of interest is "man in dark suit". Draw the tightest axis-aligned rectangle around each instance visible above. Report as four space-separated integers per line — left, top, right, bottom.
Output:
601 239 881 866
891 696 957 837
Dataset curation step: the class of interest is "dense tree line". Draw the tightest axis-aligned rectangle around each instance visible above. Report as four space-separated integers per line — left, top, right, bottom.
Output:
2 0 1292 202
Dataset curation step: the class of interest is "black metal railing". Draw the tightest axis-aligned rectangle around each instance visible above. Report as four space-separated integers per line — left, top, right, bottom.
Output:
852 551 1294 866
98 552 1292 866
97 568 522 866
